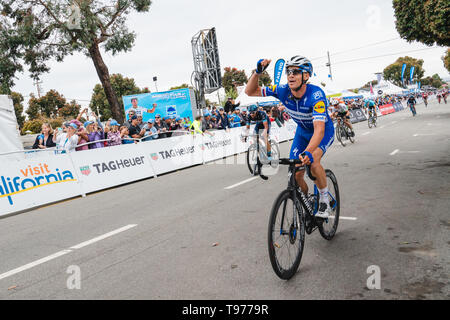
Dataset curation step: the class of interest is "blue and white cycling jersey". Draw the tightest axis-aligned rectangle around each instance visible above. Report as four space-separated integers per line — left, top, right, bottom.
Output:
262 83 334 159
262 83 332 132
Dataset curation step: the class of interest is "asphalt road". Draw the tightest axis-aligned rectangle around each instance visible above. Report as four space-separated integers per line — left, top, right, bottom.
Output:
0 98 449 300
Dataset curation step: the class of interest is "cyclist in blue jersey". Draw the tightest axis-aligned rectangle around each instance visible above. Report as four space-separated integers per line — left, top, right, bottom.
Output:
245 56 335 218
364 99 377 120
245 104 272 159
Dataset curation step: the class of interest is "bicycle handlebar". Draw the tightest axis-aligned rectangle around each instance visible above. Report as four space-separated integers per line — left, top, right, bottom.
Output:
278 158 316 181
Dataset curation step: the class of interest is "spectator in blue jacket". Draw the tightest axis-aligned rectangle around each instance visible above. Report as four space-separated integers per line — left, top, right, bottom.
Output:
217 107 230 131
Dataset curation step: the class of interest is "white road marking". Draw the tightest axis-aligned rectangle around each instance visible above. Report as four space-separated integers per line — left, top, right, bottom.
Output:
391 121 397 124
390 149 400 156
70 224 137 249
0 224 137 281
362 132 371 136
225 177 258 189
380 125 385 129
413 133 436 137
0 250 72 281
326 216 357 221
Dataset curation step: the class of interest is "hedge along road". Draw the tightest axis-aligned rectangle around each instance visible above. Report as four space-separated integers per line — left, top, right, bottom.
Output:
0 98 448 299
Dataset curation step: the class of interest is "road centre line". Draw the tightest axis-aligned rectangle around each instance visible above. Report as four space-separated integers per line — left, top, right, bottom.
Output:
0 224 137 281
362 132 371 136
225 177 258 190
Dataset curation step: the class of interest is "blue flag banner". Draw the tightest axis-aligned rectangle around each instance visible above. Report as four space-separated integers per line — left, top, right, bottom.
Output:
409 66 415 82
401 63 407 84
274 59 285 86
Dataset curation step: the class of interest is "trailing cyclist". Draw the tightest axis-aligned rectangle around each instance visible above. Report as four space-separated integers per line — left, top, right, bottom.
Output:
245 56 335 218
332 102 355 136
407 94 417 116
245 104 272 161
422 92 428 107
364 99 377 121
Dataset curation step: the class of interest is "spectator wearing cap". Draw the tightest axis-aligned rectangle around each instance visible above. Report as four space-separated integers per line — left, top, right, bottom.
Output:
171 117 185 137
142 119 158 141
106 120 122 146
224 97 240 114
165 116 175 138
85 112 105 149
154 114 168 139
217 107 231 131
202 112 214 132
128 115 145 139
53 122 80 153
229 109 241 128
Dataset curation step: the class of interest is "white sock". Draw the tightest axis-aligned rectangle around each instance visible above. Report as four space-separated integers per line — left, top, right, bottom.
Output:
319 187 329 203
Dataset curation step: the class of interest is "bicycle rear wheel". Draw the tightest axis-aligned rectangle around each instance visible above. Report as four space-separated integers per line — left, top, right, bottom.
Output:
268 190 305 280
348 127 355 144
368 117 373 128
318 169 340 240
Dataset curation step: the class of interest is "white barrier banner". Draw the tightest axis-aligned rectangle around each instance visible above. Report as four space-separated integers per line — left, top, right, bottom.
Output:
69 143 155 194
142 134 203 175
202 128 247 163
0 154 82 216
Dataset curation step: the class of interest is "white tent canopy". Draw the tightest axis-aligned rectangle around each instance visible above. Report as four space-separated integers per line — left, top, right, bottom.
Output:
373 80 404 95
0 95 23 155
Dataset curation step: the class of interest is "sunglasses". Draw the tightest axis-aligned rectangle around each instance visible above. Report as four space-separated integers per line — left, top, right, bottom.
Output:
285 69 304 76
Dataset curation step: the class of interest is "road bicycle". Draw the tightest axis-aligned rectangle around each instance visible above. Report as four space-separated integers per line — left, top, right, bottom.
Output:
367 110 377 128
264 157 340 280
335 117 355 146
408 103 417 116
242 130 280 179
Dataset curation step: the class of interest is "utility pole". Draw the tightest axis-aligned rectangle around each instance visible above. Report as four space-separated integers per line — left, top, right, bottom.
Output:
34 80 43 97
326 51 333 81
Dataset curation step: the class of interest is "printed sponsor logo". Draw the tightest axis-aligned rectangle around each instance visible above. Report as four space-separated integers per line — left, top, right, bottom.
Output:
313 91 323 100
313 101 326 113
79 166 91 176
91 156 146 174
158 146 195 159
150 153 159 160
203 139 232 150
0 163 76 205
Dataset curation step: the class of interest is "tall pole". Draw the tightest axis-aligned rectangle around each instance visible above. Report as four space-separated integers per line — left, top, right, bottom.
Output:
326 51 333 81
153 76 158 92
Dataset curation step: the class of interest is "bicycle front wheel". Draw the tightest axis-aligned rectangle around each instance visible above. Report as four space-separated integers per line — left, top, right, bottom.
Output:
318 169 340 240
246 144 258 175
268 190 305 280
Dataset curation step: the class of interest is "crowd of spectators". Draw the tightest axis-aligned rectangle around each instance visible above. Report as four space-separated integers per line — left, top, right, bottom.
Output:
31 102 292 154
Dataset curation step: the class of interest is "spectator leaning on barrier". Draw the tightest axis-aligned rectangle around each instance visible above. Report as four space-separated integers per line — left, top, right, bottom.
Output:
53 122 80 153
142 119 158 141
217 107 231 131
128 115 145 139
106 120 122 146
32 123 57 149
86 112 105 149
154 114 168 139
120 126 135 144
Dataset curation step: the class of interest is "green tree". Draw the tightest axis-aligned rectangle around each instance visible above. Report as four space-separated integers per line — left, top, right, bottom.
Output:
222 67 248 93
443 49 450 73
420 74 445 89
0 0 152 124
383 56 424 87
392 0 449 46
58 99 81 119
26 89 67 120
10 91 25 128
89 73 149 121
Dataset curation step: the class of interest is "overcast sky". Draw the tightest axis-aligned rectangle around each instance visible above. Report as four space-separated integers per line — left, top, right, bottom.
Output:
11 0 449 109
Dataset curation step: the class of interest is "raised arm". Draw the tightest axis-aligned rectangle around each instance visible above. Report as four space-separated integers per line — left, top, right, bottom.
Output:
245 59 271 97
